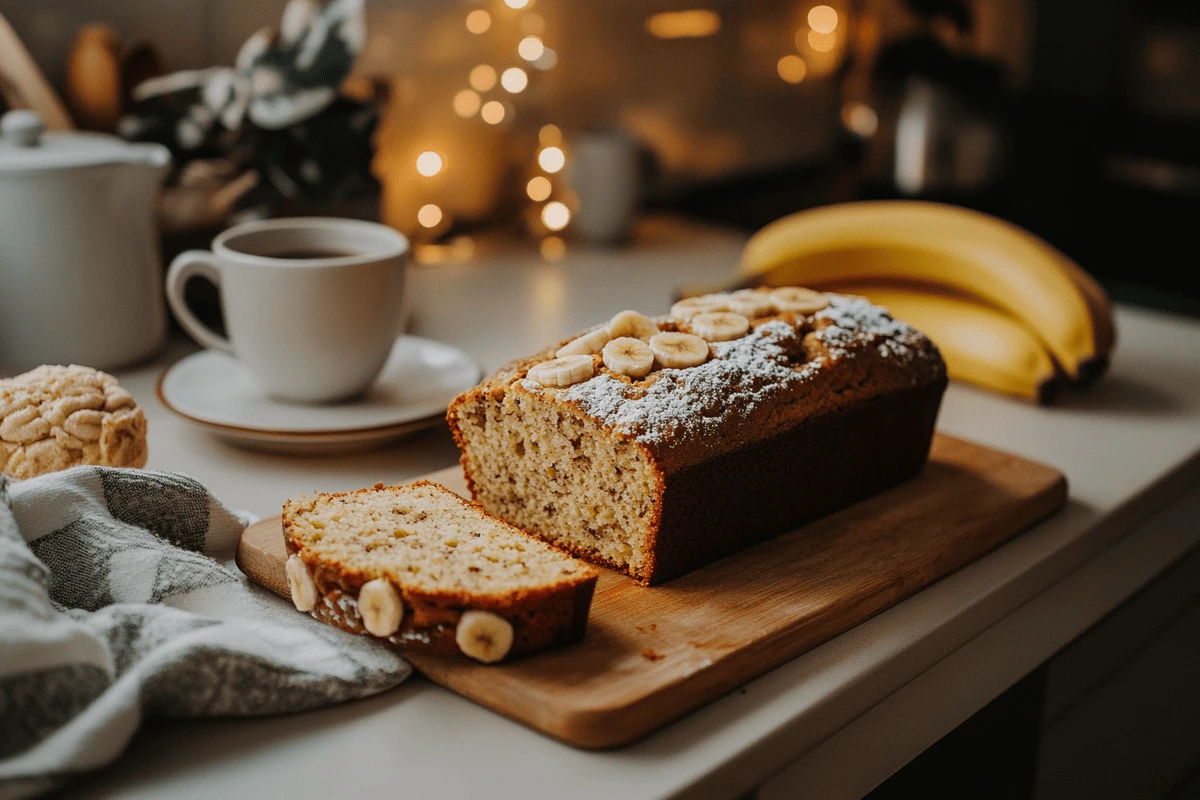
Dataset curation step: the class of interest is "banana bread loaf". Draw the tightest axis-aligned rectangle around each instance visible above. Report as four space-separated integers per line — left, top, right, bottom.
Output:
448 287 948 585
282 481 597 663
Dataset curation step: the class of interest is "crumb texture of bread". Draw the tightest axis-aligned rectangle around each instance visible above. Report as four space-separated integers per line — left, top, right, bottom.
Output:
286 481 595 596
454 390 660 577
283 481 597 659
449 292 948 584
0 364 148 479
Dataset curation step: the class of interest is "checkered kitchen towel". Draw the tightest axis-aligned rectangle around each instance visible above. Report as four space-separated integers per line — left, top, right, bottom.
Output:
0 467 410 799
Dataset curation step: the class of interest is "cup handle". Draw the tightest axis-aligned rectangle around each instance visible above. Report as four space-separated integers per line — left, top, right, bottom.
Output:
165 250 233 354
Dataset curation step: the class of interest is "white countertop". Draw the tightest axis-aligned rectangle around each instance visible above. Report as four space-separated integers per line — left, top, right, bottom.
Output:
70 218 1200 799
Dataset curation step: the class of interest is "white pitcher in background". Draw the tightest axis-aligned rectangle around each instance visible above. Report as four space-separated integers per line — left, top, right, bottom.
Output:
0 110 170 373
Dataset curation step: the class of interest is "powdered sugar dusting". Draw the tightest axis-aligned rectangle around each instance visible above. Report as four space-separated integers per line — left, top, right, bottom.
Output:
559 319 808 445
533 295 935 449
813 294 920 361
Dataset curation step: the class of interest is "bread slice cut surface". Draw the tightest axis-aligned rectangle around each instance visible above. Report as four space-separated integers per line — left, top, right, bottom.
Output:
283 480 598 661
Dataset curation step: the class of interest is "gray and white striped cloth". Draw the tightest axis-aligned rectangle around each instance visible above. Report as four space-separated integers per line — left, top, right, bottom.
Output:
0 467 410 799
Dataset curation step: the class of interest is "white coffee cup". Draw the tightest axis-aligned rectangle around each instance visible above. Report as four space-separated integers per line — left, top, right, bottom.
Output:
165 217 408 403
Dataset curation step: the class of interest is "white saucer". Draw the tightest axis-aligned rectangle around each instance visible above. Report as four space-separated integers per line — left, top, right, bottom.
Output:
158 336 482 454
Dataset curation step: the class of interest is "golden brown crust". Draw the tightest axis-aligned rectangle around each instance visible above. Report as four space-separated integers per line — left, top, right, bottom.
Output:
282 481 598 660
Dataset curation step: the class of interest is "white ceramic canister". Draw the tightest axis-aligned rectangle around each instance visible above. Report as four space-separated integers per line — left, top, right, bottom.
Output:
566 129 641 246
0 110 171 372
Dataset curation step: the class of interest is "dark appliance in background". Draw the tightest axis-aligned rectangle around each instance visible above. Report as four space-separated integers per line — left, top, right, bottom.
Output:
665 0 1200 317
1007 0 1200 317
661 0 1017 231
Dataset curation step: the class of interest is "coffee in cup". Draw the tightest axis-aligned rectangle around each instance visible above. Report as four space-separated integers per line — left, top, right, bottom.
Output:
165 217 409 403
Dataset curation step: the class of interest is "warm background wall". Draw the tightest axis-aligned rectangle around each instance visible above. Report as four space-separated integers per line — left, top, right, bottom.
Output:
0 0 1029 187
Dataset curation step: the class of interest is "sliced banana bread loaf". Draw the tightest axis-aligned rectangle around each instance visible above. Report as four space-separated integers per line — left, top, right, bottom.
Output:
448 287 948 585
282 481 598 663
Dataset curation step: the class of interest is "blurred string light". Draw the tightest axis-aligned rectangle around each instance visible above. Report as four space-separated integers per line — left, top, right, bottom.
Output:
526 176 552 201
777 55 807 84
453 89 481 117
540 235 566 260
469 64 497 92
417 203 443 228
807 5 838 34
415 3 568 239
645 9 721 39
518 36 545 61
807 29 837 52
465 9 491 34
501 67 529 93
480 100 506 124
538 146 565 173
415 151 443 176
841 101 878 137
541 201 570 231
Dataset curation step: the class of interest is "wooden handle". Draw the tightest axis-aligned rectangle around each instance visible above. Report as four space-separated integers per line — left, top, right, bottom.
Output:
0 12 74 130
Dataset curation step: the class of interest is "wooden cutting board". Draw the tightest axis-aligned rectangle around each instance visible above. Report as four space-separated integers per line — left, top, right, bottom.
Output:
238 433 1066 749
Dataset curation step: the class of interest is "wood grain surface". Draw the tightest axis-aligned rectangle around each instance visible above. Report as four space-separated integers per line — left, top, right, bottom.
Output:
238 433 1066 749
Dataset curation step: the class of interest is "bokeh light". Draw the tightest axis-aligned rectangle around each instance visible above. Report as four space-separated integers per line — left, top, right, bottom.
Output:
533 48 558 70
777 55 807 84
465 9 491 34
417 204 443 228
538 146 565 173
453 89 481 118
807 29 837 52
539 124 562 146
501 67 528 93
541 201 570 231
469 64 497 92
526 176 552 201
645 9 721 39
480 100 506 124
841 101 878 137
415 151 443 177
504 0 530 8
518 36 545 61
807 5 838 34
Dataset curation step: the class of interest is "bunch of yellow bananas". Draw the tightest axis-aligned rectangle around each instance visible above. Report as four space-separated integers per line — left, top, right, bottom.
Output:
739 201 1115 403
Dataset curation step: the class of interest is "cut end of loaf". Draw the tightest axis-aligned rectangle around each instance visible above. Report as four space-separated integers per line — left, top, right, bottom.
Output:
450 388 660 580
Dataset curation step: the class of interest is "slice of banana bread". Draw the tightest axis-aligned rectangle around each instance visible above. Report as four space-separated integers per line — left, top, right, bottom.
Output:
282 481 598 663
448 288 948 585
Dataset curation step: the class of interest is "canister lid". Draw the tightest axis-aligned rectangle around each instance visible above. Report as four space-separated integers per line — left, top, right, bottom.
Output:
0 110 169 172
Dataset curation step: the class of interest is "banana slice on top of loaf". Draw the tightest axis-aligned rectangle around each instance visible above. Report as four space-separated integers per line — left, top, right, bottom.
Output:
282 481 598 663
